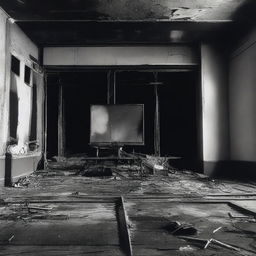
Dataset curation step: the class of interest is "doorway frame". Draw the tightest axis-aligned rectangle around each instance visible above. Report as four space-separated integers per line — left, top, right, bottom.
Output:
44 65 203 171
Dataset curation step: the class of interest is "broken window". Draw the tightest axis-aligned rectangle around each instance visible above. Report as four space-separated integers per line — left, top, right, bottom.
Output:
11 55 20 76
24 65 31 85
29 71 38 147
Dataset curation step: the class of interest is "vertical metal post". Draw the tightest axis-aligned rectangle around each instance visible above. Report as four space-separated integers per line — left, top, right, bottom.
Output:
154 73 161 156
107 70 116 104
58 82 65 157
43 73 48 167
107 70 111 104
113 71 116 104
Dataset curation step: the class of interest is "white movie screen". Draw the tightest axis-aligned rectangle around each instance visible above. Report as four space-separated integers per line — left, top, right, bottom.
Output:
90 104 144 144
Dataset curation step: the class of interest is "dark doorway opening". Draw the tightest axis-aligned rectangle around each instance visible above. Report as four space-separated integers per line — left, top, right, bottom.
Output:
158 71 200 169
46 68 200 170
46 76 59 158
9 73 19 142
46 71 107 158
63 72 107 156
29 73 38 142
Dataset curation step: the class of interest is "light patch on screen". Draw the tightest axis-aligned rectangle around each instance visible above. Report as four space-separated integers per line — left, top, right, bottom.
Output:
111 106 143 143
90 105 109 136
90 105 144 144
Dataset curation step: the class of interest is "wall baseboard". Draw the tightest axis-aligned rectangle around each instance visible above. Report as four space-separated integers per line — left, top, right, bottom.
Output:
2 153 42 186
204 160 256 179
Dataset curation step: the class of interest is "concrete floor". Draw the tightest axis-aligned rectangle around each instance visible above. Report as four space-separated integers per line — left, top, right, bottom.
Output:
0 165 256 255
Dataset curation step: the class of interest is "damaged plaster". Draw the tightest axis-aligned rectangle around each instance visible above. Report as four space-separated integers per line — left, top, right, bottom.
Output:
0 0 246 21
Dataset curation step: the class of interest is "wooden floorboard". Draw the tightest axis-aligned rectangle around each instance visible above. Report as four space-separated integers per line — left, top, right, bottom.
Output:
0 246 124 256
0 168 256 255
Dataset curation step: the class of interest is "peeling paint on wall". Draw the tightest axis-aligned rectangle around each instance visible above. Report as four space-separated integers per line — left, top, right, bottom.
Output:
8 68 33 155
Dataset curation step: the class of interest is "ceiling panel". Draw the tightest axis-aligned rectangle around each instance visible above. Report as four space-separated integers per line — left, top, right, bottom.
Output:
0 0 255 46
16 21 234 46
0 0 249 21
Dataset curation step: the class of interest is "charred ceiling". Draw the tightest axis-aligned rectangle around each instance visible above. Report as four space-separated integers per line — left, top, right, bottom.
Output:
16 21 234 46
0 0 249 21
0 0 255 46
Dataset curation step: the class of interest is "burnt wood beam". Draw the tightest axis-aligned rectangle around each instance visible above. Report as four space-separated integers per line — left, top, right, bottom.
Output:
57 83 65 157
153 73 161 157
14 20 234 46
116 197 133 256
107 71 116 104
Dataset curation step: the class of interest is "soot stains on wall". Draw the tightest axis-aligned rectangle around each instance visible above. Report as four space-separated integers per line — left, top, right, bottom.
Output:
9 57 19 141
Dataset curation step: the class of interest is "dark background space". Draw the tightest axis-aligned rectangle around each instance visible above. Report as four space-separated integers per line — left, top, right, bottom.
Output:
158 71 199 168
63 72 108 156
46 80 59 158
116 71 155 154
47 70 200 168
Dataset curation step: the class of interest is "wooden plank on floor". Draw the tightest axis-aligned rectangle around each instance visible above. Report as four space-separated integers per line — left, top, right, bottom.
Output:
228 201 256 217
58 84 65 157
0 202 120 247
0 245 124 256
0 222 119 246
116 197 133 256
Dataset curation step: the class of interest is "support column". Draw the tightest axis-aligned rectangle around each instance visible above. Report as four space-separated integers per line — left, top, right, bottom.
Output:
107 70 116 104
58 83 65 157
154 73 161 156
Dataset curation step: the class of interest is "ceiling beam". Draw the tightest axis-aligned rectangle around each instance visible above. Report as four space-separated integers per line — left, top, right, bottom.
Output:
13 19 233 23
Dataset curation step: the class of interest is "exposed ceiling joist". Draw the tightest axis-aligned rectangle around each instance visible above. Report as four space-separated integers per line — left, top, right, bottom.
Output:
16 20 234 46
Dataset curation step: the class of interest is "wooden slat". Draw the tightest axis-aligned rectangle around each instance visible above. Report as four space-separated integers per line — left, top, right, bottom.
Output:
228 201 256 217
116 197 133 256
0 245 123 256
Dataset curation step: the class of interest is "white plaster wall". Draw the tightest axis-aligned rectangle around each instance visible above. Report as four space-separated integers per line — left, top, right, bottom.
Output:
229 28 256 161
12 69 32 148
7 22 39 154
0 11 39 157
0 9 42 182
10 23 38 65
44 46 198 66
0 9 9 159
201 44 229 174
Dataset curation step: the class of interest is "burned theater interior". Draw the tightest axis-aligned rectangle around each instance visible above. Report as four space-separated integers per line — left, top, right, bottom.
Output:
1 0 256 255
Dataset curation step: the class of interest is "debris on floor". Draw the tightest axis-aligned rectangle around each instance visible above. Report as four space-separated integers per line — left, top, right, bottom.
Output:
0 165 256 255
80 165 113 177
0 202 69 222
179 244 195 251
13 175 39 188
165 221 198 236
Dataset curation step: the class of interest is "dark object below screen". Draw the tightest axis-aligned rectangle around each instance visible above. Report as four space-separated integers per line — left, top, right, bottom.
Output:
90 104 144 145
